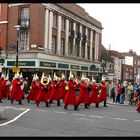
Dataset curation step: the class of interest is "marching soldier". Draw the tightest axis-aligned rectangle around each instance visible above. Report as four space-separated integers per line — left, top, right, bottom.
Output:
59 73 67 102
64 71 79 110
36 73 50 107
49 73 61 106
10 71 24 105
98 79 108 107
88 78 99 108
77 75 90 109
0 73 6 102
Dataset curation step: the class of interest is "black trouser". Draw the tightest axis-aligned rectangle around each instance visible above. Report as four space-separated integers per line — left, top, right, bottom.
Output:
104 100 107 107
116 94 120 103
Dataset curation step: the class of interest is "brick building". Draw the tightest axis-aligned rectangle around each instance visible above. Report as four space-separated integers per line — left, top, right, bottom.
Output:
0 3 103 81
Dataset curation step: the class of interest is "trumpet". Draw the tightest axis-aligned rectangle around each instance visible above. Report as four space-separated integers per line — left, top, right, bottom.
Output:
74 78 80 84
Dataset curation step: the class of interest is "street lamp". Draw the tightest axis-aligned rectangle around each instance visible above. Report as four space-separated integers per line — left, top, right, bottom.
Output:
14 25 20 68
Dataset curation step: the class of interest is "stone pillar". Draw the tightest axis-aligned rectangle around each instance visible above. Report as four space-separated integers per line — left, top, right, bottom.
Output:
85 28 88 59
48 10 53 53
57 14 61 55
79 25 82 58
73 22 76 56
44 8 49 51
90 30 93 60
65 18 69 56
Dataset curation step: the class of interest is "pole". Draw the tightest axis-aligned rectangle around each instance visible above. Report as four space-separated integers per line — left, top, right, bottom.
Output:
16 30 19 67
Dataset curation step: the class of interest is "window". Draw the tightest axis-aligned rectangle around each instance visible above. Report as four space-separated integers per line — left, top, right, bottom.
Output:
69 20 73 32
76 23 80 34
87 45 90 60
52 35 57 53
60 38 65 55
75 40 80 57
81 42 85 58
82 26 86 37
92 47 94 60
87 29 90 41
20 31 29 51
53 13 57 28
61 17 65 31
20 7 29 27
68 37 73 55
93 30 96 42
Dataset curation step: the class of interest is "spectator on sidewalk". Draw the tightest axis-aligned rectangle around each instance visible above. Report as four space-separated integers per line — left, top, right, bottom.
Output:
110 85 116 103
116 84 122 103
119 83 126 104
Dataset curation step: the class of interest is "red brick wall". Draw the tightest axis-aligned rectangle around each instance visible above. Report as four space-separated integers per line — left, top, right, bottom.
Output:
0 3 8 51
29 4 45 49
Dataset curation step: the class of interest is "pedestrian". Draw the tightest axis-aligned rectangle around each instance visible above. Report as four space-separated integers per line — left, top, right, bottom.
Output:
63 71 79 110
110 85 116 103
116 84 122 103
119 83 126 104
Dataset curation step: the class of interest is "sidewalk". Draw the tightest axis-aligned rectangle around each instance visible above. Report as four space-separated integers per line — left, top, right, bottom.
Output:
107 97 130 106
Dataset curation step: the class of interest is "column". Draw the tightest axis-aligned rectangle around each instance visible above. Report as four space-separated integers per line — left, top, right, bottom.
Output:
72 22 76 56
57 14 61 55
65 18 69 56
85 28 88 59
44 8 49 51
96 32 99 60
94 31 97 60
48 10 53 53
79 25 82 58
90 30 93 60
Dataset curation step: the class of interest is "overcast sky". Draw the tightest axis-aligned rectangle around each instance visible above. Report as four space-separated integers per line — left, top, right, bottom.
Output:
78 3 140 55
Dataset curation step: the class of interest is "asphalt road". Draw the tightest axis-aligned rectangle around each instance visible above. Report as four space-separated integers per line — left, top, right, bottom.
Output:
0 98 140 136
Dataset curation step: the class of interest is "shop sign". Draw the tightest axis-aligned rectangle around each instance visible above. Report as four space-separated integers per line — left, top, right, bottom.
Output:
7 61 36 66
70 65 80 70
40 61 56 68
58 63 69 69
81 66 88 71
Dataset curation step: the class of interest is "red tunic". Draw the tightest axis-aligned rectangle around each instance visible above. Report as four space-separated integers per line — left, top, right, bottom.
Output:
49 81 60 101
5 81 11 98
98 84 107 103
46 82 52 100
0 78 6 99
10 79 23 101
77 82 89 105
36 82 49 103
89 85 99 104
59 80 67 100
27 81 38 101
64 80 78 106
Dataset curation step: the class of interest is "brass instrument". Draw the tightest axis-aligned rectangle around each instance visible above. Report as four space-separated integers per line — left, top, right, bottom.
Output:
84 78 90 85
41 73 49 87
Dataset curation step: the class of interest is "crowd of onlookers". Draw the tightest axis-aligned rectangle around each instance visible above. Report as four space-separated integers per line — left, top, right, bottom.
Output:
106 81 140 106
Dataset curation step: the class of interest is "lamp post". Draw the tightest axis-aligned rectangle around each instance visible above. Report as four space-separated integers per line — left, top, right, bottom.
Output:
14 25 20 68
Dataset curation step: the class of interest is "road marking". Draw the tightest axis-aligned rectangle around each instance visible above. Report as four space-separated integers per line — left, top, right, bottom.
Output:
89 115 103 119
114 118 128 121
36 109 48 112
75 117 95 122
134 120 140 122
72 113 86 117
0 106 27 111
102 116 113 119
53 111 68 114
0 109 30 127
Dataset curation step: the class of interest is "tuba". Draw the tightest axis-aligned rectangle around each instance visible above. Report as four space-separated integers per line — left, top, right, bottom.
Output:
41 73 49 86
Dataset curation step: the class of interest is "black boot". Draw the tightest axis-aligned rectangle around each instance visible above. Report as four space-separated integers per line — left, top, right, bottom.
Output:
57 100 60 106
11 100 13 104
95 103 99 108
19 100 23 105
0 99 2 103
104 101 107 107
36 102 39 107
74 105 79 110
64 105 68 110
85 104 89 109
46 102 49 107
